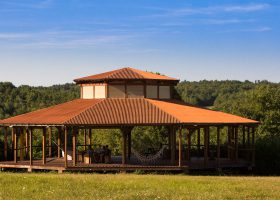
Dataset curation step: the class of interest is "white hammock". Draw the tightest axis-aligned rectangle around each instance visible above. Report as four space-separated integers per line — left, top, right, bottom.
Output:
131 145 167 164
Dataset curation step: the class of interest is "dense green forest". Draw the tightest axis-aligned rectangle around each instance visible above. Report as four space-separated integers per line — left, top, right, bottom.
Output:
0 80 280 174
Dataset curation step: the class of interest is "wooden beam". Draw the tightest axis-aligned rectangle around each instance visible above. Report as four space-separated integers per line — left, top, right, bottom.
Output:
13 128 17 163
178 127 182 167
48 127 52 157
42 128 46 165
4 127 8 161
58 127 61 158
122 129 127 165
29 128 33 166
217 126 221 168
64 127 68 168
72 128 77 166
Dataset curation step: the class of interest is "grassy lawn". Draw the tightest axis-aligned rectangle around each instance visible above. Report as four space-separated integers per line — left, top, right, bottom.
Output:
0 172 279 200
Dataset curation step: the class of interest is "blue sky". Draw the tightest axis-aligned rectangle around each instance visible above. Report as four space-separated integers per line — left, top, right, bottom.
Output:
0 0 279 86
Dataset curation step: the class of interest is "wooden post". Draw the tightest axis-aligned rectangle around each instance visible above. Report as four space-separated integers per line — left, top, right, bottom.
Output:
122 129 127 165
11 127 14 156
178 127 182 167
89 128 92 147
13 128 17 163
157 82 159 99
48 127 52 157
29 128 33 166
227 126 231 159
144 81 147 98
124 81 128 98
197 128 201 151
207 127 210 155
204 127 209 166
42 128 46 165
187 129 191 161
252 127 255 166
4 127 8 161
84 128 87 151
168 128 171 156
25 128 28 158
217 126 221 168
247 127 250 145
242 125 246 147
235 126 238 161
58 127 61 158
64 127 68 168
170 126 176 165
20 128 24 161
72 128 77 166
127 131 131 160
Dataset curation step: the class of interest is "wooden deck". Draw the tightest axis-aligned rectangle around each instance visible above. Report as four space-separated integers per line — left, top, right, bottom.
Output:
0 157 252 173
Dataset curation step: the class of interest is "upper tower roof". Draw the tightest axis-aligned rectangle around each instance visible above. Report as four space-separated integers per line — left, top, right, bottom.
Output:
74 67 179 84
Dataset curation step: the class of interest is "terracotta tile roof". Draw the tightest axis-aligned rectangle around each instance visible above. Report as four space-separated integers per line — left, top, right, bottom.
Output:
147 99 258 124
0 98 258 126
74 67 179 83
0 99 102 125
67 98 179 125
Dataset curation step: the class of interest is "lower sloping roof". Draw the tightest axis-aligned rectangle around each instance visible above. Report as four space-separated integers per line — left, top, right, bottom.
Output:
148 99 258 124
0 98 258 126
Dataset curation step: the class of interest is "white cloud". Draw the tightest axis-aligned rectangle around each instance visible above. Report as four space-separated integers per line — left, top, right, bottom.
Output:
204 19 255 25
223 4 270 12
144 3 270 18
221 27 272 33
0 0 53 9
0 30 133 49
0 33 31 39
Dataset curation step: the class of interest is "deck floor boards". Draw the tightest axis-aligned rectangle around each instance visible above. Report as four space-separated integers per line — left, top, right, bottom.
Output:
0 157 252 172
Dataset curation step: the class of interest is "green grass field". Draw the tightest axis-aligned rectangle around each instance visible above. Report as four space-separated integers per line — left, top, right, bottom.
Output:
0 172 279 200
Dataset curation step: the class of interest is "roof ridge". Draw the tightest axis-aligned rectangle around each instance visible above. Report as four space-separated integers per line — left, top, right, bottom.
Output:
63 98 105 124
129 67 176 80
108 67 145 79
145 99 181 123
105 67 126 79
74 67 179 82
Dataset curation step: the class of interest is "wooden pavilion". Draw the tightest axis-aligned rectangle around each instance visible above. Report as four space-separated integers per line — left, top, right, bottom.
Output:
0 67 258 173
